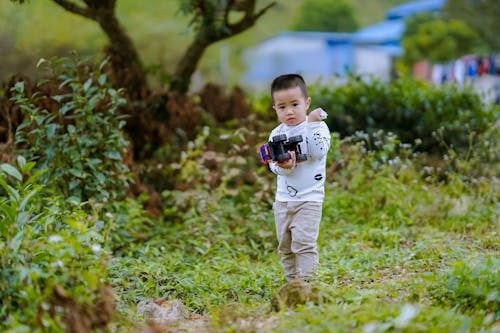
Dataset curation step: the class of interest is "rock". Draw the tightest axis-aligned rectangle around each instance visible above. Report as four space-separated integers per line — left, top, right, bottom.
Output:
271 279 331 311
136 299 189 325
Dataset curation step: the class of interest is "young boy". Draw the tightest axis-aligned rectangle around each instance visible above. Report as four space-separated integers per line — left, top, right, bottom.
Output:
267 74 331 281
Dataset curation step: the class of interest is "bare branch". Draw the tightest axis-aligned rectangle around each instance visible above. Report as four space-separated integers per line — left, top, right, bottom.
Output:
253 2 276 21
52 0 94 19
227 1 276 35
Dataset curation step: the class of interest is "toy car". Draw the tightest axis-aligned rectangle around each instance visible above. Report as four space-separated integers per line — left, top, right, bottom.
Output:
258 134 307 164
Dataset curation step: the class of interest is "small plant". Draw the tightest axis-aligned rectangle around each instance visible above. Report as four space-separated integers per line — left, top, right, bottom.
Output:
11 56 132 205
0 157 111 331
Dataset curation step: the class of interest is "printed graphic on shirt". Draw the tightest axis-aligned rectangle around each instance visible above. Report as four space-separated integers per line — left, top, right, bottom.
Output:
286 184 298 197
314 174 323 181
312 132 329 151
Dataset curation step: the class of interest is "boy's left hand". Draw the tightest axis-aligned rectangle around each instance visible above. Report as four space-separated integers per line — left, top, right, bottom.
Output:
275 150 296 169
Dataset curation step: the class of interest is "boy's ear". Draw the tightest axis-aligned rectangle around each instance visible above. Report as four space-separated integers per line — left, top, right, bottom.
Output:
306 97 311 109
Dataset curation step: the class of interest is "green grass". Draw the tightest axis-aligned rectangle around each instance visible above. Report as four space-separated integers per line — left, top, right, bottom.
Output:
2 125 498 332
105 137 499 332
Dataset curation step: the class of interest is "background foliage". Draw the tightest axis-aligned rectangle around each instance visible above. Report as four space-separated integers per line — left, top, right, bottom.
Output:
401 13 482 65
292 0 359 32
310 74 499 152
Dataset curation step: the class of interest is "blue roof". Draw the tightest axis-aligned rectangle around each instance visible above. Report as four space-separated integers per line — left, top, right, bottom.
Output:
353 19 405 44
276 31 353 42
385 0 445 20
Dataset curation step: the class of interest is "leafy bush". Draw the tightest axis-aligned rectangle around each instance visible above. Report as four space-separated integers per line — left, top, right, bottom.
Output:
311 74 499 152
0 56 137 331
432 118 500 180
0 157 110 331
11 56 131 205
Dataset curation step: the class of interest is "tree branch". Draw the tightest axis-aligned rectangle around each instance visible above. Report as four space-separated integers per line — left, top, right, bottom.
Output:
227 1 276 36
253 2 276 21
172 0 276 93
52 0 95 19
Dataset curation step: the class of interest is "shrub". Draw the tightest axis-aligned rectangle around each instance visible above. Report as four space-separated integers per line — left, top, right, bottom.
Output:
0 157 111 331
11 56 131 205
311 74 498 152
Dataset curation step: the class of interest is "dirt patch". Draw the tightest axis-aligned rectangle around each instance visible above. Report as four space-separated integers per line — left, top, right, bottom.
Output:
49 284 114 333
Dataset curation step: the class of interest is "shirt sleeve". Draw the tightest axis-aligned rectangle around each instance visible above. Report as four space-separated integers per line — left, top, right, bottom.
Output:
307 121 331 160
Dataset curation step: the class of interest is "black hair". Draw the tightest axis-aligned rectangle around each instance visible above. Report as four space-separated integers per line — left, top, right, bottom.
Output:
270 74 308 104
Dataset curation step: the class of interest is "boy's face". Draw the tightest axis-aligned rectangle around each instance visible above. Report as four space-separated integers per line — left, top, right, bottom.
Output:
272 86 310 126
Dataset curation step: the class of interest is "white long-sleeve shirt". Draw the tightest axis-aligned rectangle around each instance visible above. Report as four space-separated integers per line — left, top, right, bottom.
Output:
268 120 331 202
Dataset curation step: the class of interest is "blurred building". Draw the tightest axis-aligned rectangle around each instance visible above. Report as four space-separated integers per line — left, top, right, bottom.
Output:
243 0 445 89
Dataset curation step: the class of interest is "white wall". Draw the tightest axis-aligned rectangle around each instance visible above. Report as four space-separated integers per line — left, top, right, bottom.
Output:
354 46 393 81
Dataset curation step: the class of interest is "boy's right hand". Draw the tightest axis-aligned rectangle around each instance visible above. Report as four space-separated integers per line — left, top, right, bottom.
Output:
275 150 296 169
308 108 328 122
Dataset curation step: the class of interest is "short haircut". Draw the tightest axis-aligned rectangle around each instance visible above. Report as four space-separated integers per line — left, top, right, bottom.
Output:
270 74 308 104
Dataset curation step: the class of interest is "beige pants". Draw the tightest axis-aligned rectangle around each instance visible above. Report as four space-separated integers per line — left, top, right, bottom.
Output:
273 201 322 281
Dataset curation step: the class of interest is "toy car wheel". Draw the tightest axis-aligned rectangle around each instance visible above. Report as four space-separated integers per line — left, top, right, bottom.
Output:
287 135 303 144
277 152 291 162
272 134 287 142
296 154 307 162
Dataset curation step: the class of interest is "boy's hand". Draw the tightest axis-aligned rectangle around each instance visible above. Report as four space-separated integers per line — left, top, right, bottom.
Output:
275 150 296 169
308 108 328 122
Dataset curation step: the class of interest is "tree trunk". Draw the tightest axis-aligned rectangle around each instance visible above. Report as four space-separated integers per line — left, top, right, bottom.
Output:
170 33 211 94
97 14 148 99
50 0 148 99
170 0 276 94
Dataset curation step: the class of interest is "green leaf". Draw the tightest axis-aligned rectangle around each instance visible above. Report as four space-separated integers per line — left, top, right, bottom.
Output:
35 115 46 126
98 74 107 86
0 204 16 226
87 95 100 110
96 173 106 184
17 155 26 169
9 229 25 253
36 58 49 69
59 101 76 115
69 180 79 190
46 124 58 138
68 169 85 178
104 150 121 160
12 81 25 93
52 94 66 103
16 211 29 227
25 168 47 185
1 163 22 181
83 78 92 91
99 57 110 71
59 78 74 89
19 188 40 212
67 124 76 134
